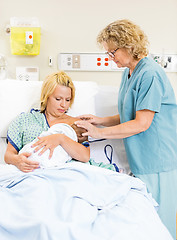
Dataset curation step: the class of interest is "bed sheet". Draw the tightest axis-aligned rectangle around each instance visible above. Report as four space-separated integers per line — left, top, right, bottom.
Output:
0 138 7 164
0 162 173 240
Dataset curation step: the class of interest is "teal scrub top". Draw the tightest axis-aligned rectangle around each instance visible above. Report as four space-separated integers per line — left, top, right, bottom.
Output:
118 57 177 175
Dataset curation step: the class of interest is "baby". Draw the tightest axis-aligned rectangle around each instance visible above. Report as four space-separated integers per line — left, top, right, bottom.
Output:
70 123 87 143
19 123 88 169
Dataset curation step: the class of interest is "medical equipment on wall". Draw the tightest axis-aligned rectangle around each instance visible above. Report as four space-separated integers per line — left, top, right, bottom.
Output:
58 53 125 71
58 53 177 72
16 67 39 81
0 54 7 80
150 53 177 72
10 17 41 55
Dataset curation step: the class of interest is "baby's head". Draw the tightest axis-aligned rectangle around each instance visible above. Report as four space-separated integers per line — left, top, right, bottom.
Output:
71 124 88 143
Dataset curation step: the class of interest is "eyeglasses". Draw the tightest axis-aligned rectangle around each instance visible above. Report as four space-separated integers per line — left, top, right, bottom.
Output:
105 48 119 58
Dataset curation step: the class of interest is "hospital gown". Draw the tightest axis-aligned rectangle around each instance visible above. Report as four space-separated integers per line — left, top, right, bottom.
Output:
118 56 177 239
7 109 116 171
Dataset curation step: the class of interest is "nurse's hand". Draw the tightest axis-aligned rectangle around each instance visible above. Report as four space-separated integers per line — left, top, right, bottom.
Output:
74 120 103 139
77 114 103 126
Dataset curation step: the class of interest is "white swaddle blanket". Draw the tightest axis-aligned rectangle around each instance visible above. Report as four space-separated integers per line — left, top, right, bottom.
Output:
19 123 78 168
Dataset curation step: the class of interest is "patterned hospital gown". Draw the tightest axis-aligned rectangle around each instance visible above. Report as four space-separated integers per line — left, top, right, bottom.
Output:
7 108 117 172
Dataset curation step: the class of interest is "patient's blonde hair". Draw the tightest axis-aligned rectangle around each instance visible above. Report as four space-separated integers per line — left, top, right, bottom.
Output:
40 71 75 113
97 19 149 60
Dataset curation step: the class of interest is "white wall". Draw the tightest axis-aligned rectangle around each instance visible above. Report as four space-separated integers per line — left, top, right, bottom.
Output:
0 0 177 90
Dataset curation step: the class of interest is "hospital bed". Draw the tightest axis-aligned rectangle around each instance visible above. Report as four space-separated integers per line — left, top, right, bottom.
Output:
0 79 173 240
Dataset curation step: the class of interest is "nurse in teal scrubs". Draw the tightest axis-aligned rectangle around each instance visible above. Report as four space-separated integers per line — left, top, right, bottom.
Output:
75 19 177 239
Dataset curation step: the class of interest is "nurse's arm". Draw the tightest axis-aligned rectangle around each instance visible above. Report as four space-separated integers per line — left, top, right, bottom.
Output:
78 114 120 127
100 114 120 127
100 109 155 139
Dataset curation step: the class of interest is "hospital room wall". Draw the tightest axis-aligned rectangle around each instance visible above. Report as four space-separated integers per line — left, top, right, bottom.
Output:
0 0 177 91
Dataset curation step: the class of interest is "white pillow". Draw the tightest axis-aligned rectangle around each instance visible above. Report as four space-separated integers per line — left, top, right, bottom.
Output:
0 79 98 138
0 80 42 138
67 81 98 116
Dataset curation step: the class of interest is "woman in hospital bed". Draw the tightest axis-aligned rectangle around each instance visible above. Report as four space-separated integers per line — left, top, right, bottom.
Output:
4 71 116 172
4 71 90 172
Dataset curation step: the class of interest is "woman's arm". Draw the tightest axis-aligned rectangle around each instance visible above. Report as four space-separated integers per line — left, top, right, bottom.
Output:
32 134 90 163
100 110 155 138
75 110 155 139
59 135 90 162
4 143 40 172
100 114 120 127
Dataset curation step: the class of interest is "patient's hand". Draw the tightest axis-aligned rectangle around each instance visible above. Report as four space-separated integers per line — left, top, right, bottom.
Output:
17 152 39 173
31 134 61 159
5 142 39 173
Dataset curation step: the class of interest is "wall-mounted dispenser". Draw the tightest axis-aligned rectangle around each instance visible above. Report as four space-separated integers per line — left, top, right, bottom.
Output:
10 17 41 55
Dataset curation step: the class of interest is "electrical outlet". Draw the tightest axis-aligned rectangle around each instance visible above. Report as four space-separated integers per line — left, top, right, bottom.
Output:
72 55 80 68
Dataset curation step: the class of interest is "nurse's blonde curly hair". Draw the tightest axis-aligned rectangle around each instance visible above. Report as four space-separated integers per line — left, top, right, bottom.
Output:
40 71 75 113
97 19 149 60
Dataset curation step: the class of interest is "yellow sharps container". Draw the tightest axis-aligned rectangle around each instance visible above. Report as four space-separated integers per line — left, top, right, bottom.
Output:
10 17 41 55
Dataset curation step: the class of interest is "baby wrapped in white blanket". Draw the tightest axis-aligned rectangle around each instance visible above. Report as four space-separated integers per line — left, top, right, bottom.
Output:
19 123 78 168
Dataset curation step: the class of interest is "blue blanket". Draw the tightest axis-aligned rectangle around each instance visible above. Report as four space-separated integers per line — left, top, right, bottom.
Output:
0 162 173 240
